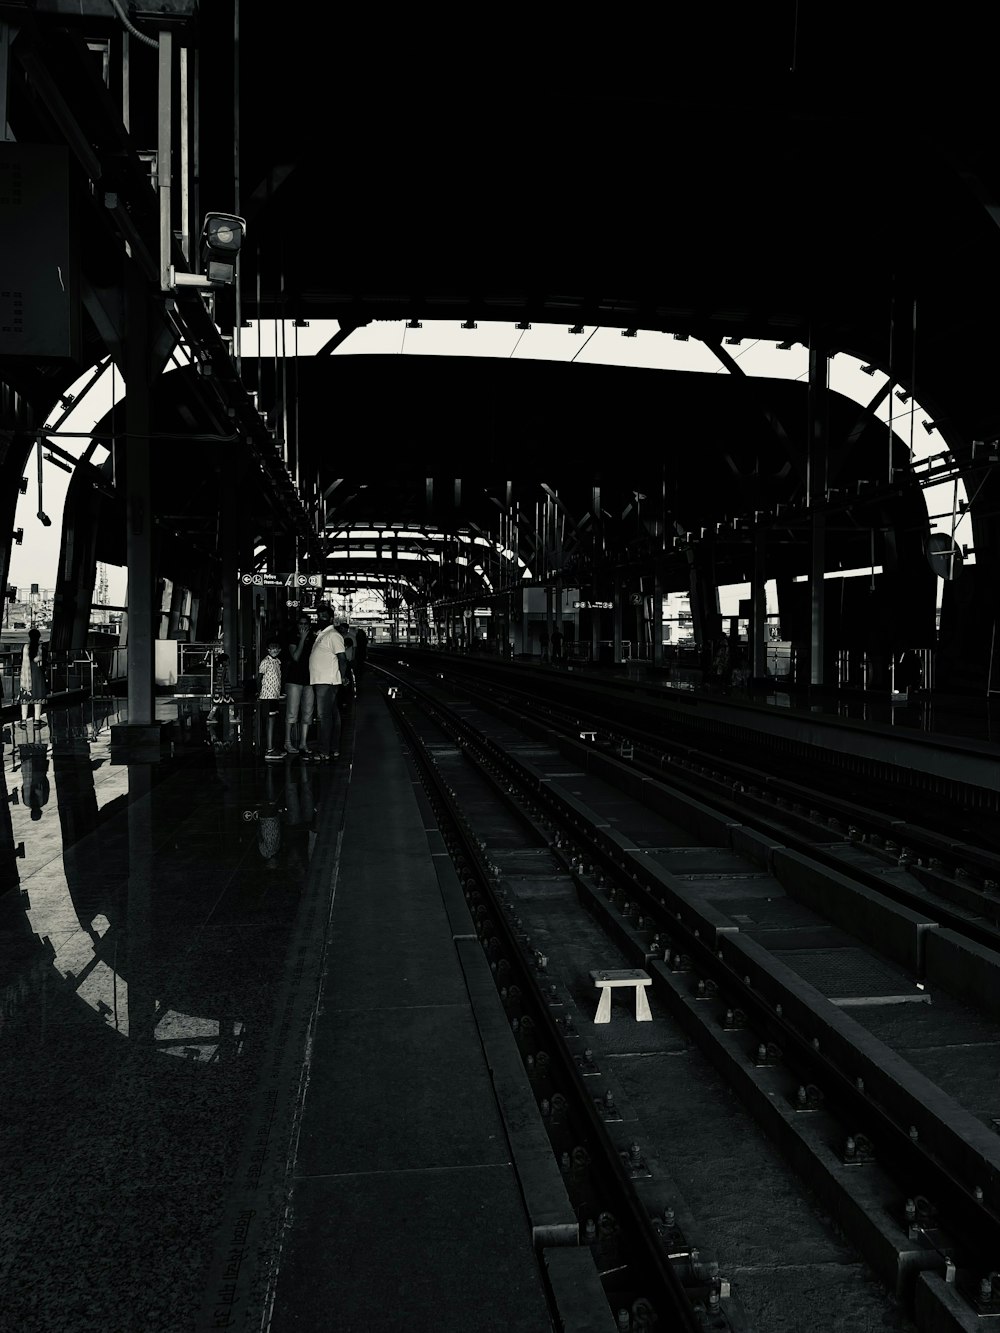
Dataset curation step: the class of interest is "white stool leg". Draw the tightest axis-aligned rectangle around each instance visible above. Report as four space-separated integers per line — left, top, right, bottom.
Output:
594 985 612 1023
635 985 652 1021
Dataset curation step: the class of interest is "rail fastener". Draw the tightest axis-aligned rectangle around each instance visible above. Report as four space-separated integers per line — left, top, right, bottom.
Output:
752 1041 782 1068
840 1133 876 1166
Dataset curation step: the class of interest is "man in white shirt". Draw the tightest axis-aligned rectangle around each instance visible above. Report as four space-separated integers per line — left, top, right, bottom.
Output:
303 604 349 761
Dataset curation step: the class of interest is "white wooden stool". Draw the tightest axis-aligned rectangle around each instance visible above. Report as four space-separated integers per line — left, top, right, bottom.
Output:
590 968 652 1023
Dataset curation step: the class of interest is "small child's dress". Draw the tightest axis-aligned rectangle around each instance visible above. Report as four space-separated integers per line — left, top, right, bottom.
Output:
258 654 282 701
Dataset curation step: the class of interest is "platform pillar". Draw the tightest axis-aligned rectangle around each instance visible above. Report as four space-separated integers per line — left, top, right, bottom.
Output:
122 265 155 729
613 574 622 664
220 460 240 667
651 575 664 669
807 338 830 689
752 524 767 680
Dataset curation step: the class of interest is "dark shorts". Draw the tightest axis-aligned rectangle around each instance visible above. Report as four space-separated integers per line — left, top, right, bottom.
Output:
258 697 281 721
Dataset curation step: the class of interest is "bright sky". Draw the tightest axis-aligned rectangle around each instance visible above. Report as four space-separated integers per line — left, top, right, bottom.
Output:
11 325 970 611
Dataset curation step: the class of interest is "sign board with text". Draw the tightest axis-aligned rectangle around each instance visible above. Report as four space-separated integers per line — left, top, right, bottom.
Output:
239 573 323 587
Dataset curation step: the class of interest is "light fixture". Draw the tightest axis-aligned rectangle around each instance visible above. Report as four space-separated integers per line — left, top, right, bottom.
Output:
622 328 637 338
922 420 936 434
673 332 690 341
461 319 477 330
13 528 23 545
515 321 531 330
895 389 910 402
569 324 585 334
724 336 743 346
19 477 27 494
294 318 310 328
406 318 423 329
860 363 876 375
776 340 794 350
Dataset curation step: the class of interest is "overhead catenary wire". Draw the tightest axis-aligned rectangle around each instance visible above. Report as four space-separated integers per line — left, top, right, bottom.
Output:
569 326 598 363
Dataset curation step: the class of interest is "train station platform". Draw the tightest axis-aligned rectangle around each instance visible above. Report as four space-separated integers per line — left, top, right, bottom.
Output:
0 689 557 1332
265 694 552 1332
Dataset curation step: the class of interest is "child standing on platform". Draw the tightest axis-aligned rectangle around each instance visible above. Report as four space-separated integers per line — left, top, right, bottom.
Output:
257 635 284 761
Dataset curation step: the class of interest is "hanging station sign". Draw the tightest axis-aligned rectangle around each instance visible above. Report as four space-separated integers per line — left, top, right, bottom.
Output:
573 600 613 610
239 573 324 587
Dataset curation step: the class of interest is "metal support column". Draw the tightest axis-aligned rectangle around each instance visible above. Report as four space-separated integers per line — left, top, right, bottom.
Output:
651 575 664 669
752 523 767 680
1 20 16 141
613 574 622 664
807 339 829 688
220 465 239 665
157 31 173 291
124 267 154 727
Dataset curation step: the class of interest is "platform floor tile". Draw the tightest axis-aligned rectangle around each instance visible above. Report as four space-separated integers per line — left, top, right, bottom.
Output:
269 1167 553 1332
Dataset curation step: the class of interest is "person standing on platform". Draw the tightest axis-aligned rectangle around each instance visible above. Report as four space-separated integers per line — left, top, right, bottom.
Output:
335 622 356 714
257 635 284 761
539 628 549 663
303 606 349 762
550 627 563 664
284 614 315 755
18 627 47 729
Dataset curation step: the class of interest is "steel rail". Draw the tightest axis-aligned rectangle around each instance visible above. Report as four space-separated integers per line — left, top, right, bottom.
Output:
395 650 1000 817
417 661 1000 956
383 685 709 1333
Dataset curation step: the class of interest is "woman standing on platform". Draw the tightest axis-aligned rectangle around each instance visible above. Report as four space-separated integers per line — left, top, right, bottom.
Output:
18 626 47 730
285 614 315 755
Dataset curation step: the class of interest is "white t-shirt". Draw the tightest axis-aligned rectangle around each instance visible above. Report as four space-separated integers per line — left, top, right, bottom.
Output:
308 626 347 685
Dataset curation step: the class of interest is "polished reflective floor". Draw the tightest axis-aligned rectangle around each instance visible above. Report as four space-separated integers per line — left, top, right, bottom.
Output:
0 697 341 1332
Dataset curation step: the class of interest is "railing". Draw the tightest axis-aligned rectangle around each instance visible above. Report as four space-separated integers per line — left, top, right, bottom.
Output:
0 647 119 703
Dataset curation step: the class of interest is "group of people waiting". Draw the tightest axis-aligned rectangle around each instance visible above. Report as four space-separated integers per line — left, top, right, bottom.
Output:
256 604 368 763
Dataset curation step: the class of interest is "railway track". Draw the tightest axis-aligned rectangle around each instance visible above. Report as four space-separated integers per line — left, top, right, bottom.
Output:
403 654 1000 950
377 658 1000 1333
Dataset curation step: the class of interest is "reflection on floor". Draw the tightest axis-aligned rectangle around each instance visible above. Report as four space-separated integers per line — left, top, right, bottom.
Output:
0 696 336 1332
